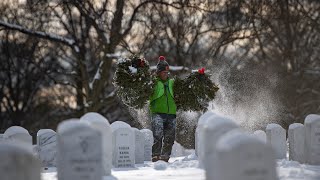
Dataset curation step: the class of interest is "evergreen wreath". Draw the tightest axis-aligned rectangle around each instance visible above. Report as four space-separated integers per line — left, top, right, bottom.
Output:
174 68 219 112
113 54 156 109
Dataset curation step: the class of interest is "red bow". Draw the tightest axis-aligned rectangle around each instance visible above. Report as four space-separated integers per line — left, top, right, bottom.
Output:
159 56 165 61
198 68 205 75
139 59 145 67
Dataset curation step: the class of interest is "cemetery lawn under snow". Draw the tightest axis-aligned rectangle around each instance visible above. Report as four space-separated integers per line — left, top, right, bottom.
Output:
41 156 320 180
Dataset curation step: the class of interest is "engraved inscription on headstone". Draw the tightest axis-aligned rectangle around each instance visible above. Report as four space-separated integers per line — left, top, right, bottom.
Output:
115 130 135 168
111 123 135 168
57 120 102 180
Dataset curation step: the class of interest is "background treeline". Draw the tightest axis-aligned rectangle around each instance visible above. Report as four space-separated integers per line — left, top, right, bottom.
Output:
0 0 319 148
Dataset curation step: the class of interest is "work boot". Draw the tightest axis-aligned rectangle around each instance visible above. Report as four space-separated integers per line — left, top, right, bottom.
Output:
152 155 160 162
160 155 170 162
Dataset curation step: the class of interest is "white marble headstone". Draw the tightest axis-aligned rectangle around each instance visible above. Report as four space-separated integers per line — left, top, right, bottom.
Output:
4 126 32 145
37 129 57 167
57 119 103 180
80 112 112 176
133 128 145 164
253 130 267 143
304 114 320 165
212 131 278 180
0 143 41 180
266 124 286 159
195 111 216 156
140 129 153 161
288 123 305 163
201 114 238 171
111 121 135 168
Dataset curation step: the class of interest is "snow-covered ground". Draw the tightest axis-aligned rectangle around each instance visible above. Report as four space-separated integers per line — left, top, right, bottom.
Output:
41 155 320 180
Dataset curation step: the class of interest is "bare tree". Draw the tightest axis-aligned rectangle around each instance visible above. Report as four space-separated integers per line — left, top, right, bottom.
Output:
0 1 67 131
0 32 61 129
0 0 188 127
123 0 254 68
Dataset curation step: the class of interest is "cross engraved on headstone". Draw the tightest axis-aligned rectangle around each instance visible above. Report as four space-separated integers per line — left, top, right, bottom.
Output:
79 136 89 153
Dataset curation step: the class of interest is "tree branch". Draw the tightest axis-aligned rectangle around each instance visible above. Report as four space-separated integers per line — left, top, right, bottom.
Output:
0 20 76 48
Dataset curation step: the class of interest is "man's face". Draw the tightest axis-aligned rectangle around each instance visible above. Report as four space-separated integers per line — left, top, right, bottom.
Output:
158 71 169 81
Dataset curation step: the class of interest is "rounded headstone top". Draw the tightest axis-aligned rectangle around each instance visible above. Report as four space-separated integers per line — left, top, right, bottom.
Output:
110 121 131 131
198 111 216 125
253 130 266 135
305 114 320 124
266 123 283 130
204 114 237 129
289 123 304 129
253 130 267 143
4 126 29 137
80 112 110 125
216 130 263 151
57 118 90 134
37 129 56 137
132 128 139 131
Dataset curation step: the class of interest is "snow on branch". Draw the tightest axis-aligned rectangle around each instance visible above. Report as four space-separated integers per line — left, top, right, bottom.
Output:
0 20 77 50
88 53 122 90
106 53 121 59
150 65 190 72
89 61 104 90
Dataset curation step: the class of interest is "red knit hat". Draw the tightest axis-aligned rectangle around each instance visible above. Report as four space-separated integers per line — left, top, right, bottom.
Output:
156 56 169 72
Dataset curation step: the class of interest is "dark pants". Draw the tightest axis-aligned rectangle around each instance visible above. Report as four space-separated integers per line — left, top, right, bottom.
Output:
151 113 176 158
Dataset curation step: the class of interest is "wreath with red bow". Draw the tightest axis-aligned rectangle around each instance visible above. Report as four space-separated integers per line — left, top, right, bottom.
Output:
174 68 219 111
113 54 156 108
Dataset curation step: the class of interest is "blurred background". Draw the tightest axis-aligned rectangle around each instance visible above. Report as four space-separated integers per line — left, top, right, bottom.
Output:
0 0 319 148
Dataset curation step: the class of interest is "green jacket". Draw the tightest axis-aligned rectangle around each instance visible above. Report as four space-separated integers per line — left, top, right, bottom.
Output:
149 78 177 115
